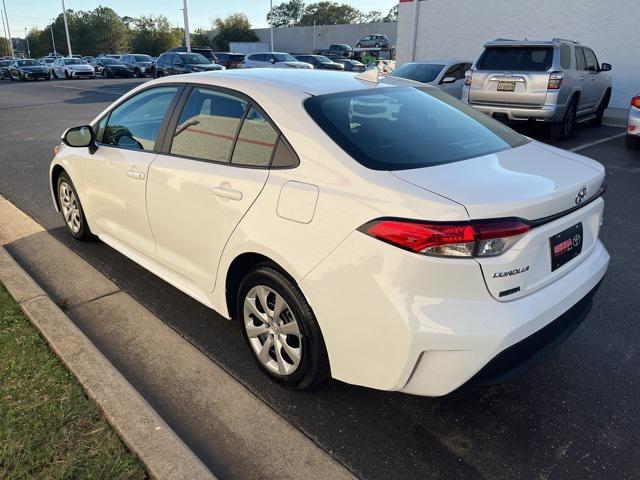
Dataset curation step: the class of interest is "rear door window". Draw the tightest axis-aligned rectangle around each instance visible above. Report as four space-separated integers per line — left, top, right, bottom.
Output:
583 48 599 71
476 46 554 71
231 107 278 167
575 47 586 70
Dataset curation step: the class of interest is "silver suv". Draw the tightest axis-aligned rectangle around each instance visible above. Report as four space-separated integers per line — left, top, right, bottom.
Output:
462 38 612 139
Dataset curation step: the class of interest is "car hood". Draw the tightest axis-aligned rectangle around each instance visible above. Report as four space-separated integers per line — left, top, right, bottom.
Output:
391 140 605 220
66 64 92 70
189 63 222 70
20 66 49 72
284 61 312 69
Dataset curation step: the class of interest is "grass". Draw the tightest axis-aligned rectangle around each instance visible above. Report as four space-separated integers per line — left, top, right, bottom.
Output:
0 284 147 479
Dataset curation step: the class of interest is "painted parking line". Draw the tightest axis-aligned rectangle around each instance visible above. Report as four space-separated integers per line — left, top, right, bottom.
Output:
569 132 626 152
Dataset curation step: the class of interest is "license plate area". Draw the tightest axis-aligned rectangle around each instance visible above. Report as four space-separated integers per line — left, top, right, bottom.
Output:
497 81 516 92
550 223 583 272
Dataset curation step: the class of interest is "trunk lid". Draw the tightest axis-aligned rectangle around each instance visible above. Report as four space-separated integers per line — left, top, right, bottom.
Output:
392 141 606 301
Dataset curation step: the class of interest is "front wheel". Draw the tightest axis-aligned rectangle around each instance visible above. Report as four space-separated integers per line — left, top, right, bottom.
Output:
237 266 330 390
57 173 95 241
64 70 70 80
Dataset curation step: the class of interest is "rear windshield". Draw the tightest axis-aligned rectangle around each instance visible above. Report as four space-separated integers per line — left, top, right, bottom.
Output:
390 63 444 83
133 55 152 62
477 46 554 71
304 87 528 171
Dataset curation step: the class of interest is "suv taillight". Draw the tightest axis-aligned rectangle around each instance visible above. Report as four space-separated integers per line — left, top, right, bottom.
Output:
464 70 472 87
631 96 640 109
548 71 564 90
360 219 530 258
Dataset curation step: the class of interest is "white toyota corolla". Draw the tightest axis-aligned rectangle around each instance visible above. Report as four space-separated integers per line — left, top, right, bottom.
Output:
50 69 609 396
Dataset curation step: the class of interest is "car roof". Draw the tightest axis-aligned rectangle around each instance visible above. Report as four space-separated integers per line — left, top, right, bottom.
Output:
153 68 420 96
408 59 472 65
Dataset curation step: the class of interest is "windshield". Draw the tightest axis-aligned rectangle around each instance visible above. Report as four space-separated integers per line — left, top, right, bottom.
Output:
180 53 210 64
17 60 40 66
477 46 554 71
0 60 10 66
101 58 122 65
273 53 298 62
304 87 528 171
64 59 83 65
133 55 152 62
391 63 444 83
315 56 332 63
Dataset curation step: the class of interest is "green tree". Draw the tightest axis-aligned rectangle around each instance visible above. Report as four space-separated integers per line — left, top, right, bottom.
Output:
87 6 128 54
359 10 383 23
212 14 258 51
298 2 361 26
129 15 183 56
190 28 213 48
383 5 398 22
268 0 305 28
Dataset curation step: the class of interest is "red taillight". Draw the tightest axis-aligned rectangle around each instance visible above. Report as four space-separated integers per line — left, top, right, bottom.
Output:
631 96 640 109
361 219 530 257
548 71 563 90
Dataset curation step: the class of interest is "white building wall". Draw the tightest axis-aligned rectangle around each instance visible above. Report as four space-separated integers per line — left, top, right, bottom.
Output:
397 0 638 108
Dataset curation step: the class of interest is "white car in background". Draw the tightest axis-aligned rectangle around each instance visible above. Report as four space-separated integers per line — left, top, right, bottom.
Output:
52 57 95 79
626 95 640 150
242 52 312 69
49 69 609 396
389 60 473 99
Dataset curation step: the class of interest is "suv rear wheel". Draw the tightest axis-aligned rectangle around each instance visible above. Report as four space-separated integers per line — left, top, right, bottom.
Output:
549 97 577 140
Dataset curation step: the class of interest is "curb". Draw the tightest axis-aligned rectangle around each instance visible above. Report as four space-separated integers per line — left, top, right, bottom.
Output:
0 246 217 480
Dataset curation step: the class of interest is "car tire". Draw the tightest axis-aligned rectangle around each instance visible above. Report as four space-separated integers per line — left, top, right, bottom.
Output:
237 266 330 390
590 90 610 127
57 173 95 242
549 97 577 140
626 135 640 151
134 68 140 78
64 70 70 80
20 73 25 81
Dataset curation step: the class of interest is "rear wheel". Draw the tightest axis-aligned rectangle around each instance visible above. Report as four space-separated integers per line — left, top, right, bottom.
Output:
237 266 330 390
549 97 577 140
57 173 95 242
626 135 640 151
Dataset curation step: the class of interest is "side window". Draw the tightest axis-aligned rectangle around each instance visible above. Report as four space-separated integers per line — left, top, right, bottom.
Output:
101 86 179 151
584 48 599 71
170 87 247 162
231 107 278 167
271 137 299 168
560 44 572 69
443 64 464 81
575 47 586 70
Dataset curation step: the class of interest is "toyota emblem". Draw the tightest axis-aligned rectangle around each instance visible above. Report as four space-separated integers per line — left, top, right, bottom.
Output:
573 234 582 247
575 187 588 205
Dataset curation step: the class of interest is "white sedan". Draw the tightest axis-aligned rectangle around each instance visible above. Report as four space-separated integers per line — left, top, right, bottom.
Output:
50 69 609 396
52 57 95 79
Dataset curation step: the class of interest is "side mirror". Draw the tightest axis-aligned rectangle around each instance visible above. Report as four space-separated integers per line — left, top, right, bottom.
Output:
441 76 457 84
62 125 96 152
600 63 612 72
270 57 276 64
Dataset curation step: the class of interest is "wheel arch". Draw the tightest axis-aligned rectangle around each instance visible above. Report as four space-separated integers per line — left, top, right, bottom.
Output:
50 164 67 212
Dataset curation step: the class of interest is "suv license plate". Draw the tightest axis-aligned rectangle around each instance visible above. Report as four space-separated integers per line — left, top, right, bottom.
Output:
550 223 583 272
497 81 516 92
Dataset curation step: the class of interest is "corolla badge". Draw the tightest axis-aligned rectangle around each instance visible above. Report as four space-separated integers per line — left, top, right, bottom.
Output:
492 265 530 278
575 187 588 205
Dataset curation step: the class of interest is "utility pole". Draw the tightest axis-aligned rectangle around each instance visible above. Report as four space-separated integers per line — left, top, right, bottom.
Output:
2 0 14 58
61 0 72 56
182 0 191 52
269 0 274 51
50 24 57 55
313 20 316 52
24 27 30 57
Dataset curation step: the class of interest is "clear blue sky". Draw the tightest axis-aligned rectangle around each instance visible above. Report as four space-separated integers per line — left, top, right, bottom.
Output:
2 0 397 37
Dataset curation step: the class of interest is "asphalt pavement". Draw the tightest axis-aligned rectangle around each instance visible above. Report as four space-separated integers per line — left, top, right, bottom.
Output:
0 77 638 479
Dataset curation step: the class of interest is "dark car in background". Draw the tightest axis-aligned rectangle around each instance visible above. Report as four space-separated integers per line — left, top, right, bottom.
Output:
119 54 154 77
91 57 133 78
314 44 353 58
0 59 12 79
153 52 224 77
214 52 245 69
294 54 344 70
168 46 217 63
8 59 51 81
333 58 366 72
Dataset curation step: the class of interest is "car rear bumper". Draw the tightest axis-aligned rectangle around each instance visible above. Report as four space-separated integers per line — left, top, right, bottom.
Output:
627 107 640 136
467 101 565 122
70 71 95 78
301 231 609 397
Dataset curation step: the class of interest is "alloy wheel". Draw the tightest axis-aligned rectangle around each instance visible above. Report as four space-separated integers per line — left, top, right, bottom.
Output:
59 181 82 234
243 285 302 375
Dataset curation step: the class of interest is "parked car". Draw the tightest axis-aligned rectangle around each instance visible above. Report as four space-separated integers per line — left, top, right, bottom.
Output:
463 38 612 140
243 52 312 69
390 60 472 99
8 59 51 81
355 34 389 49
153 52 224 77
38 56 56 76
314 44 352 58
0 59 12 79
91 58 133 78
51 69 609 396
119 54 154 77
98 54 121 60
626 95 640 150
294 54 343 70
169 46 217 63
82 56 95 63
214 52 245 69
52 57 95 79
333 58 366 72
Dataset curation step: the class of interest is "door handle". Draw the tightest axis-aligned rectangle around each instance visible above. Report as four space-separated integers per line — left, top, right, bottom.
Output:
126 169 145 180
579 76 585 81
210 185 243 201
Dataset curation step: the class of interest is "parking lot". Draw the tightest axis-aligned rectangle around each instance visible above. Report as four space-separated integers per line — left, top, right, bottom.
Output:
1 77 638 479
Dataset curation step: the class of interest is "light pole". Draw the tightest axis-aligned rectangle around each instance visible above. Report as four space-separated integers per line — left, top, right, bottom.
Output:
182 0 191 52
61 0 72 56
24 27 30 57
269 0 274 51
0 9 8 57
50 24 57 55
2 0 14 58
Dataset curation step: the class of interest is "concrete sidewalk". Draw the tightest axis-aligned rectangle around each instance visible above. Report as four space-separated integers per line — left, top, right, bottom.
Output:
0 195 355 480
